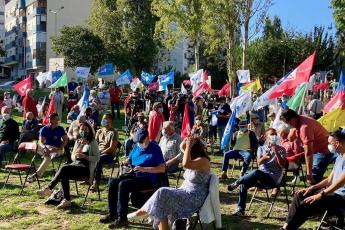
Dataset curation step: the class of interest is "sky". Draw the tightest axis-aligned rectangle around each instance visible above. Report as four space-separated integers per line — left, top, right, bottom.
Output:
267 0 335 35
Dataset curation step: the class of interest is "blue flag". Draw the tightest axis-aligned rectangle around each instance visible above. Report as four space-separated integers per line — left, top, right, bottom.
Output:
116 69 132 86
159 71 174 85
98 63 114 76
141 71 154 85
220 108 237 150
336 71 345 92
52 70 62 84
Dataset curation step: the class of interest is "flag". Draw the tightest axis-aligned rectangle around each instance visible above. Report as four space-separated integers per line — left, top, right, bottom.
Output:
13 76 33 97
75 67 91 79
269 51 316 99
286 83 307 111
218 82 231 97
240 79 262 93
220 108 237 150
116 69 132 86
43 96 55 125
313 82 329 92
230 91 252 118
141 71 155 85
318 107 345 132
271 108 283 129
38 96 46 115
236 70 250 83
36 72 52 86
323 90 345 113
51 70 62 83
77 85 90 115
181 103 191 140
193 82 213 97
49 72 68 88
181 83 188 94
130 77 142 92
336 71 345 92
190 69 203 92
159 71 174 85
98 63 114 76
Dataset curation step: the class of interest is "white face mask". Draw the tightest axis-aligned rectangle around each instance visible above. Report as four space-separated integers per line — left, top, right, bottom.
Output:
139 142 149 149
328 144 337 153
158 108 164 113
269 135 278 145
2 113 10 121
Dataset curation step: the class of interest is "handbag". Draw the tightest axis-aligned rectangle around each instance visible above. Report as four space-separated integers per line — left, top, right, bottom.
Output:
118 165 136 179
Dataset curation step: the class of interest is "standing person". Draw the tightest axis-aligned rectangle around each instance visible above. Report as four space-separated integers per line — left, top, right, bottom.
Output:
216 96 231 151
281 109 336 185
282 130 345 230
22 89 38 119
249 112 265 140
3 92 13 109
148 102 165 142
51 88 64 117
307 93 323 119
109 82 122 119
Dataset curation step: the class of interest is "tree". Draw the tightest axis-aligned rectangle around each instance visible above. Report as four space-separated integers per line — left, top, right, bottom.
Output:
152 0 204 71
331 0 345 69
89 0 157 73
51 26 106 74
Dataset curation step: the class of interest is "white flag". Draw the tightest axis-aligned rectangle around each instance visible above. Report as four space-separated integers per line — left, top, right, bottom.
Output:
236 70 250 83
189 69 203 92
130 78 142 92
75 67 91 79
230 91 252 118
271 107 283 129
181 83 187 94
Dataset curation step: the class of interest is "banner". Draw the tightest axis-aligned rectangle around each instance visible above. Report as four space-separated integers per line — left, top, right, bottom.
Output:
98 63 114 76
190 69 203 92
130 77 143 92
236 70 250 83
230 91 252 118
14 76 33 97
75 67 91 79
116 69 132 86
141 71 155 85
318 107 345 132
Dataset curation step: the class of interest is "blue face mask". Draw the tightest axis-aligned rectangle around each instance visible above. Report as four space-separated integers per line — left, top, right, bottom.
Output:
101 118 108 127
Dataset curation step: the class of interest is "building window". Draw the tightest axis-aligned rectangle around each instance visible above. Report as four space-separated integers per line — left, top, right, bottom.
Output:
0 12 4 15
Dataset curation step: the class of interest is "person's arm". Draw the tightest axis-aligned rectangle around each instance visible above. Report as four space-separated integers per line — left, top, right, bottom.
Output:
135 163 166 174
102 132 117 154
323 171 345 195
304 142 314 183
181 137 209 171
67 124 75 140
53 134 68 152
257 153 271 165
272 146 287 168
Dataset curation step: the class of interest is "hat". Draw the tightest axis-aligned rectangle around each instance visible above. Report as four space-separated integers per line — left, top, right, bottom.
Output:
133 128 149 143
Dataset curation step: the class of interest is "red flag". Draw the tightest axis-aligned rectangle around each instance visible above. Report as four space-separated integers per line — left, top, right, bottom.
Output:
43 96 55 125
13 76 32 97
148 82 159 92
181 103 191 140
312 82 329 92
218 82 231 97
192 82 213 97
269 51 316 99
323 90 345 113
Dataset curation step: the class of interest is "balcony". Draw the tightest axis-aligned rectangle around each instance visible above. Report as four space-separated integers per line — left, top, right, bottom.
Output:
5 55 18 64
35 7 47 15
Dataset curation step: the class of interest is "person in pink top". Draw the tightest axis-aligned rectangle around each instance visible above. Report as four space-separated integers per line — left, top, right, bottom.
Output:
281 109 336 185
148 102 165 142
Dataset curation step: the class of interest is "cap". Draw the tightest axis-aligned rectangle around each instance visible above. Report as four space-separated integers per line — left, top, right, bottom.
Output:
133 128 149 143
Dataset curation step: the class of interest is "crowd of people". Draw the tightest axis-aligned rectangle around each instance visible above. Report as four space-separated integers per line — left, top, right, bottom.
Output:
0 77 344 230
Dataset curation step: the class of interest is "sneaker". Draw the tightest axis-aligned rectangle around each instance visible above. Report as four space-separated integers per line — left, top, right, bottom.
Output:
232 209 245 217
291 176 300 184
27 174 36 183
108 218 129 229
37 187 52 198
127 211 149 220
227 183 239 192
57 199 71 209
100 214 117 223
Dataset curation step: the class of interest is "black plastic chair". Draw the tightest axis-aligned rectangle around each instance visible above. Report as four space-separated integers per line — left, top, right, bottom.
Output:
317 208 345 230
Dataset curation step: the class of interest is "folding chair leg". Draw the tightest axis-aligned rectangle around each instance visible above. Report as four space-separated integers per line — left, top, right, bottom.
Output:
75 180 79 195
230 159 236 176
248 187 258 211
18 169 23 185
33 163 40 189
109 166 115 184
82 184 92 207
284 185 290 210
317 210 328 230
97 185 101 201
176 170 182 188
267 191 278 218
197 212 204 230
20 167 33 195
3 168 13 188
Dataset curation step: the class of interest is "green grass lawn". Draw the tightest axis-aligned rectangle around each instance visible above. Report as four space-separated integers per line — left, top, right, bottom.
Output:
0 108 327 230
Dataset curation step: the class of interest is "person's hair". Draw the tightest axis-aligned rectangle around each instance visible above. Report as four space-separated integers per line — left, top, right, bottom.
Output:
280 109 299 121
80 121 95 142
163 121 175 132
277 123 290 135
104 113 113 121
330 130 345 145
190 139 210 161
265 128 277 135
85 107 92 113
195 115 202 120
49 112 59 120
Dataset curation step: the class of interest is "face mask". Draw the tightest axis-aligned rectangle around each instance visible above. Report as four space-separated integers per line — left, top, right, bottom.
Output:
80 131 89 138
269 135 278 145
2 113 10 121
138 142 148 149
328 144 337 153
101 118 108 127
195 120 201 125
158 108 164 113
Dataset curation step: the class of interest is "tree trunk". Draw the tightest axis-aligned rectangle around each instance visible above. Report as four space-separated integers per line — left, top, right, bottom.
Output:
227 32 237 96
194 39 200 71
242 0 252 70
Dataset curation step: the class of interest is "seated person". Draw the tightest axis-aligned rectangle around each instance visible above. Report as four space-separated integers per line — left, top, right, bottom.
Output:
27 113 68 182
191 115 206 138
220 120 258 179
0 106 19 164
127 136 211 229
19 112 39 143
159 121 182 173
92 113 118 189
227 128 287 216
65 115 86 163
99 128 165 228
38 102 49 124
67 105 80 122
36 121 100 209
282 130 345 230
124 112 147 156
85 107 98 130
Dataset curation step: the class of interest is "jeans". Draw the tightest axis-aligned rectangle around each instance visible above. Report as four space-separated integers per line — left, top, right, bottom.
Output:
286 191 345 230
217 124 229 151
48 163 89 200
222 150 252 174
312 152 337 183
95 153 115 183
0 143 13 163
108 176 153 219
111 101 120 119
235 169 277 212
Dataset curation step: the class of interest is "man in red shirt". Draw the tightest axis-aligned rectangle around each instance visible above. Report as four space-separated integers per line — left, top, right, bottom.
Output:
22 89 38 118
109 82 122 119
281 109 336 185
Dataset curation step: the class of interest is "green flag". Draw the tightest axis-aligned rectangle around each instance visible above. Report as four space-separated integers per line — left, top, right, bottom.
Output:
286 83 307 111
49 72 68 88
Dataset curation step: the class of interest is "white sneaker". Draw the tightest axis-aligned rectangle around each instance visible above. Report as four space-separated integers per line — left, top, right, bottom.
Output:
37 187 52 198
57 199 71 209
291 176 300 184
127 211 149 220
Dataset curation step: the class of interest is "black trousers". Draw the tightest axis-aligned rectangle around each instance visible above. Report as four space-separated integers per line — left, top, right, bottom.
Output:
49 163 89 200
286 191 345 230
64 140 75 163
